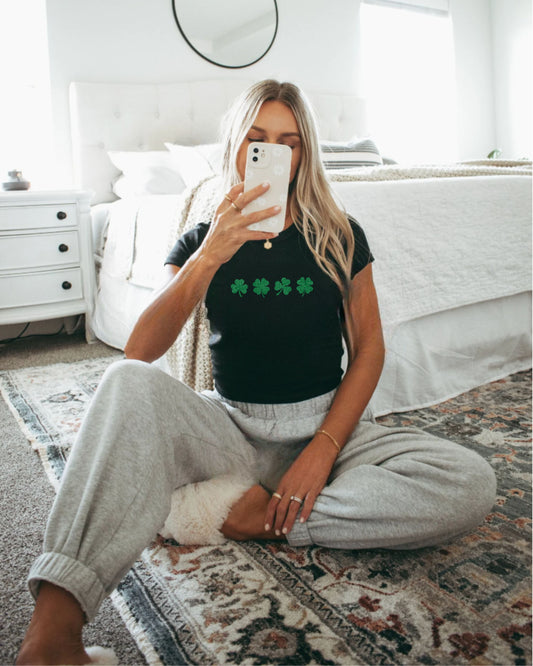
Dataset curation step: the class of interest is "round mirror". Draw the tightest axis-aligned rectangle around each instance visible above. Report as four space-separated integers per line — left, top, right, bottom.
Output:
172 0 278 69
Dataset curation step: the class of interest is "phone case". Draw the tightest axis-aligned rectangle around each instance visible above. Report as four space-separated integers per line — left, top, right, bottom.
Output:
243 142 291 233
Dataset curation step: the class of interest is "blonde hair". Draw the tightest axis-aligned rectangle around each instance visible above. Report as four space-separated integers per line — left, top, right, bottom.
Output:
220 80 355 301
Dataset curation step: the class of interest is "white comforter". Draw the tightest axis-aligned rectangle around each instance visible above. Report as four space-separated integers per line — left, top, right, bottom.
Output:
332 175 531 325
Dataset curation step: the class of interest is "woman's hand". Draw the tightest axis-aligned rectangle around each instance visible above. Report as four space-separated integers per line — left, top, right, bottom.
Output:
200 182 280 266
263 437 338 537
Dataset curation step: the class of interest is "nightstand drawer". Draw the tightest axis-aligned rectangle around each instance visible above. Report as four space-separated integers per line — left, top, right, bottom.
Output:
0 190 95 341
0 204 77 231
0 268 83 309
0 231 80 271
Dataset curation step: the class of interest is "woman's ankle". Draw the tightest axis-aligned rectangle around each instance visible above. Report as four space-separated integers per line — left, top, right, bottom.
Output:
17 636 89 666
17 582 89 665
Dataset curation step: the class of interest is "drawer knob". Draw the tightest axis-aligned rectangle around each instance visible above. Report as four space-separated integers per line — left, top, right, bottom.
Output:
58 243 69 253
62 281 72 290
57 211 67 220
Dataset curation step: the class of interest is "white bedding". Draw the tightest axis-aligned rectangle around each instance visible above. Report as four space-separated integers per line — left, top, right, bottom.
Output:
375 291 531 415
95 195 180 287
90 171 532 416
332 175 531 325
92 195 182 349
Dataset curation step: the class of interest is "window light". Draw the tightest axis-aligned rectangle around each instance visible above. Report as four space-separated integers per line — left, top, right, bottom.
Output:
360 1 458 163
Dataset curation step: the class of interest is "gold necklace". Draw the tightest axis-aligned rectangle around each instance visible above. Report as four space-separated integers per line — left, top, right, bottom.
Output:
264 216 292 250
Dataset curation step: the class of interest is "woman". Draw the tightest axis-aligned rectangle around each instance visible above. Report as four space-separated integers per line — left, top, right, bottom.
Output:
18 80 496 665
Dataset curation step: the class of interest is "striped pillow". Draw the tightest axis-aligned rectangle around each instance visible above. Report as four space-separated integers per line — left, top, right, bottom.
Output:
321 138 382 169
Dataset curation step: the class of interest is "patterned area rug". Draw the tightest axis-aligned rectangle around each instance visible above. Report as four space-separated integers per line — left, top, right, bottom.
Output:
1 359 531 665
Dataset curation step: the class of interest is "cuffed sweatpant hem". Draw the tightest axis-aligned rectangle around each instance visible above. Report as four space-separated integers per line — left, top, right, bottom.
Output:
28 552 106 623
286 520 314 547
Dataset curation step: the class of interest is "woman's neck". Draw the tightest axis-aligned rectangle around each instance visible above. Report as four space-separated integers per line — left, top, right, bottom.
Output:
283 215 293 231
283 195 295 230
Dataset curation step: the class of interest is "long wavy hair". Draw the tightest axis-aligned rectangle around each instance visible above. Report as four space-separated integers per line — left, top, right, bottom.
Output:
219 79 360 354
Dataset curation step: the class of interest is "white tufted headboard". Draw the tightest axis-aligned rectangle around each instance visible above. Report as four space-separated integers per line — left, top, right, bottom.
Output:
69 79 367 204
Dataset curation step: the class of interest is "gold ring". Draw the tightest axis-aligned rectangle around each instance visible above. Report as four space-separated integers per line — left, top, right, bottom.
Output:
290 495 303 504
272 492 282 501
224 194 233 203
231 201 242 212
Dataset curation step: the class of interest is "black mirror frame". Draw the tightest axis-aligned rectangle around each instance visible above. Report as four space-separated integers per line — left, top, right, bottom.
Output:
172 0 278 69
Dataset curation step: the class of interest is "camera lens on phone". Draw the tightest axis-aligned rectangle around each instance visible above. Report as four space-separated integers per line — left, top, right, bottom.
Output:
252 156 258 162
253 148 259 153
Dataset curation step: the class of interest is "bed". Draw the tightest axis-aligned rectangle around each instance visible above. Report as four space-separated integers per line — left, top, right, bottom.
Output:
69 79 532 417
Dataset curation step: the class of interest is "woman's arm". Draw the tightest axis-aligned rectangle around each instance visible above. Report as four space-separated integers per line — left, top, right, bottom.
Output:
124 255 217 362
264 262 385 535
124 181 280 362
316 261 385 449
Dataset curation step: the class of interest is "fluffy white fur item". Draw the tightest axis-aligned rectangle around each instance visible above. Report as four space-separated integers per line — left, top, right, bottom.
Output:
86 645 119 664
161 475 256 545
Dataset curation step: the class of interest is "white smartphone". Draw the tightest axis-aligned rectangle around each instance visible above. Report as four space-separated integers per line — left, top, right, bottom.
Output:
243 142 292 233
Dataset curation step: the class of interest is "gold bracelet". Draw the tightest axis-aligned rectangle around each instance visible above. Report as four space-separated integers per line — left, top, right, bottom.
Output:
316 429 341 455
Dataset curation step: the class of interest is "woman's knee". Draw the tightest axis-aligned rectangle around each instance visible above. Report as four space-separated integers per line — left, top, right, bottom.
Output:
85 359 171 438
99 359 175 401
80 359 178 459
445 446 497 530
398 437 496 539
101 358 155 386
467 453 497 516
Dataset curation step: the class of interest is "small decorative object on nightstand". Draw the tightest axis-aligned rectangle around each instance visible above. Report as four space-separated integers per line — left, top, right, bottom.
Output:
0 190 96 342
2 170 31 191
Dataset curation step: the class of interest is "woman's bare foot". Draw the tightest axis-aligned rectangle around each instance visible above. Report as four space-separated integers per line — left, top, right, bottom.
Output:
221 484 285 541
17 582 90 665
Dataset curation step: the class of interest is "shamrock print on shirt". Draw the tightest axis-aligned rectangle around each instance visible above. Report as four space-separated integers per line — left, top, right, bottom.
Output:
230 279 248 297
275 278 292 295
253 278 270 297
230 277 314 298
296 277 314 296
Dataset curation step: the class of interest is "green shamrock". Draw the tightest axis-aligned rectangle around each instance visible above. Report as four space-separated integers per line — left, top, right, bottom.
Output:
296 277 314 296
253 278 270 298
231 279 248 297
275 277 292 295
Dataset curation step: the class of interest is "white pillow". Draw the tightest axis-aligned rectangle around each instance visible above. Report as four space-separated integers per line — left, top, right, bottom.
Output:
165 143 222 188
320 138 382 169
108 151 186 198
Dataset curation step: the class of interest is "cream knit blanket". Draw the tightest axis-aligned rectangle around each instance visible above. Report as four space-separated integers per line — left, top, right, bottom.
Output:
164 177 220 391
328 160 531 181
163 163 531 391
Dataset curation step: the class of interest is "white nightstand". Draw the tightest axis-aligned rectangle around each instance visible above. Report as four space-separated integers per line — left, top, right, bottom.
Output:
0 190 96 342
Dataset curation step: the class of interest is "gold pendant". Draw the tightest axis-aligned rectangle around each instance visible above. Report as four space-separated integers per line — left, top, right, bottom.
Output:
264 240 272 250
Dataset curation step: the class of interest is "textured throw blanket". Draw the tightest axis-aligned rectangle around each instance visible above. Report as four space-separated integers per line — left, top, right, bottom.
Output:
328 160 532 182
164 177 221 390
164 163 532 391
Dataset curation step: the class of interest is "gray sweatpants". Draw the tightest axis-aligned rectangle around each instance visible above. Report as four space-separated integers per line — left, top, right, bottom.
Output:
28 360 496 621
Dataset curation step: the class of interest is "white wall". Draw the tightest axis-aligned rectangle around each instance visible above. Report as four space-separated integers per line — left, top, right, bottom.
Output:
450 0 532 160
45 0 359 186
44 0 527 183
491 0 532 159
450 0 497 159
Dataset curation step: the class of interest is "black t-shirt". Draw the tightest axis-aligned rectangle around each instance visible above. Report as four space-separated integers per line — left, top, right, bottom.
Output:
166 218 373 403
